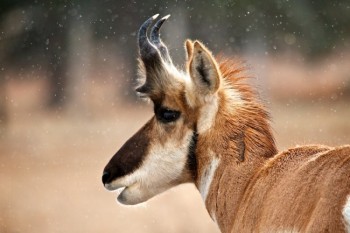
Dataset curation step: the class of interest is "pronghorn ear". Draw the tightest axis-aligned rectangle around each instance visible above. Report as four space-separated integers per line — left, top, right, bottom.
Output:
188 41 220 94
185 39 193 60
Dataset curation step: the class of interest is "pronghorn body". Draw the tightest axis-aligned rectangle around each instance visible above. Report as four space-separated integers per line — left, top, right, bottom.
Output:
206 144 350 232
102 15 350 233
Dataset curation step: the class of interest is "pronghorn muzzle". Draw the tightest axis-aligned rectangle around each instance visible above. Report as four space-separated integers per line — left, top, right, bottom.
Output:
102 122 151 187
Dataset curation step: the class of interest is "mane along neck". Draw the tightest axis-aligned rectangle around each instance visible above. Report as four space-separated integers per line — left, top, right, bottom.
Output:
196 57 277 164
194 57 278 231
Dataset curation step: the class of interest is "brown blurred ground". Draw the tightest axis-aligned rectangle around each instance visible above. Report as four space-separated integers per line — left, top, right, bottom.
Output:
0 55 350 233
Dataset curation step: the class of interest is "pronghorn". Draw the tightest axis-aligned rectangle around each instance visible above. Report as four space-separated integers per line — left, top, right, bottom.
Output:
102 14 350 233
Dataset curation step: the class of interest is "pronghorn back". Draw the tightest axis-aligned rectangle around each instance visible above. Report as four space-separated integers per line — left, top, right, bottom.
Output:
102 15 350 233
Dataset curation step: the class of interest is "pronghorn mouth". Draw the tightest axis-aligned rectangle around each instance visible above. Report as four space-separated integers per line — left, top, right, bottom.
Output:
104 179 125 190
113 183 141 205
105 184 128 200
104 183 127 192
114 186 126 198
105 182 138 202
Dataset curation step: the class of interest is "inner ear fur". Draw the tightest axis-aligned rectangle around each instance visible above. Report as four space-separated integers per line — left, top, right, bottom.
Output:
188 41 221 94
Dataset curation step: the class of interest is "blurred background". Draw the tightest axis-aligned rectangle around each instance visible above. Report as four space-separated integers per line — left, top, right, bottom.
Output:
0 0 349 232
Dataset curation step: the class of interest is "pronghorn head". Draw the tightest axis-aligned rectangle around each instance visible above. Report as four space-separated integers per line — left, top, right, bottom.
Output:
102 15 276 205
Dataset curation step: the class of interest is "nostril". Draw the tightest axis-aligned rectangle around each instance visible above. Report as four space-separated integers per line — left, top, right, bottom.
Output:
102 171 111 185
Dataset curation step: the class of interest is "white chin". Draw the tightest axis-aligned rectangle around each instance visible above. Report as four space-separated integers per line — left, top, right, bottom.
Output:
116 186 151 205
116 187 138 205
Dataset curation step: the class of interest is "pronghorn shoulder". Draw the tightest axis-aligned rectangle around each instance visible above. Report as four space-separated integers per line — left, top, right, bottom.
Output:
260 144 350 175
266 144 331 164
256 145 332 176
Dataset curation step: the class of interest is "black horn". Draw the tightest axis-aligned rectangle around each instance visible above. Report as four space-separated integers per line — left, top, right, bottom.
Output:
150 15 172 63
138 14 161 64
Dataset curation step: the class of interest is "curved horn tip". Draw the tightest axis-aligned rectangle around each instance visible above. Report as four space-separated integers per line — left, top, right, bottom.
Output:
150 14 170 37
152 14 160 20
162 14 171 20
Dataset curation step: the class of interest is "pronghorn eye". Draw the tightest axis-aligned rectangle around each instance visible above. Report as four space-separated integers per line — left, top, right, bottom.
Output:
156 108 181 123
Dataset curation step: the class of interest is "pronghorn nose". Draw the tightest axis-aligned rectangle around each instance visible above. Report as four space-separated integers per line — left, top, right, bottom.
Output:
102 171 111 185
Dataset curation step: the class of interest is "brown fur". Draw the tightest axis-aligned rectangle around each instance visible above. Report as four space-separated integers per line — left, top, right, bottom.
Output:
206 145 350 233
104 25 350 231
197 58 350 233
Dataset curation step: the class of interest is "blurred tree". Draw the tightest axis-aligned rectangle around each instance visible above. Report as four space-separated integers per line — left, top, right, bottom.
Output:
186 0 350 57
0 0 29 129
0 0 71 109
0 77 7 134
45 3 70 108
0 0 349 113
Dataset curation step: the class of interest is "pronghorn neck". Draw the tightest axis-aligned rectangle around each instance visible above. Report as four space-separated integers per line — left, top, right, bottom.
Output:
193 58 278 231
194 118 275 200
199 153 267 232
195 123 276 232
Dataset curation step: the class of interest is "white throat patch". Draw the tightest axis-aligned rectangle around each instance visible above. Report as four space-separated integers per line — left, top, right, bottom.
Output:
199 155 220 202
